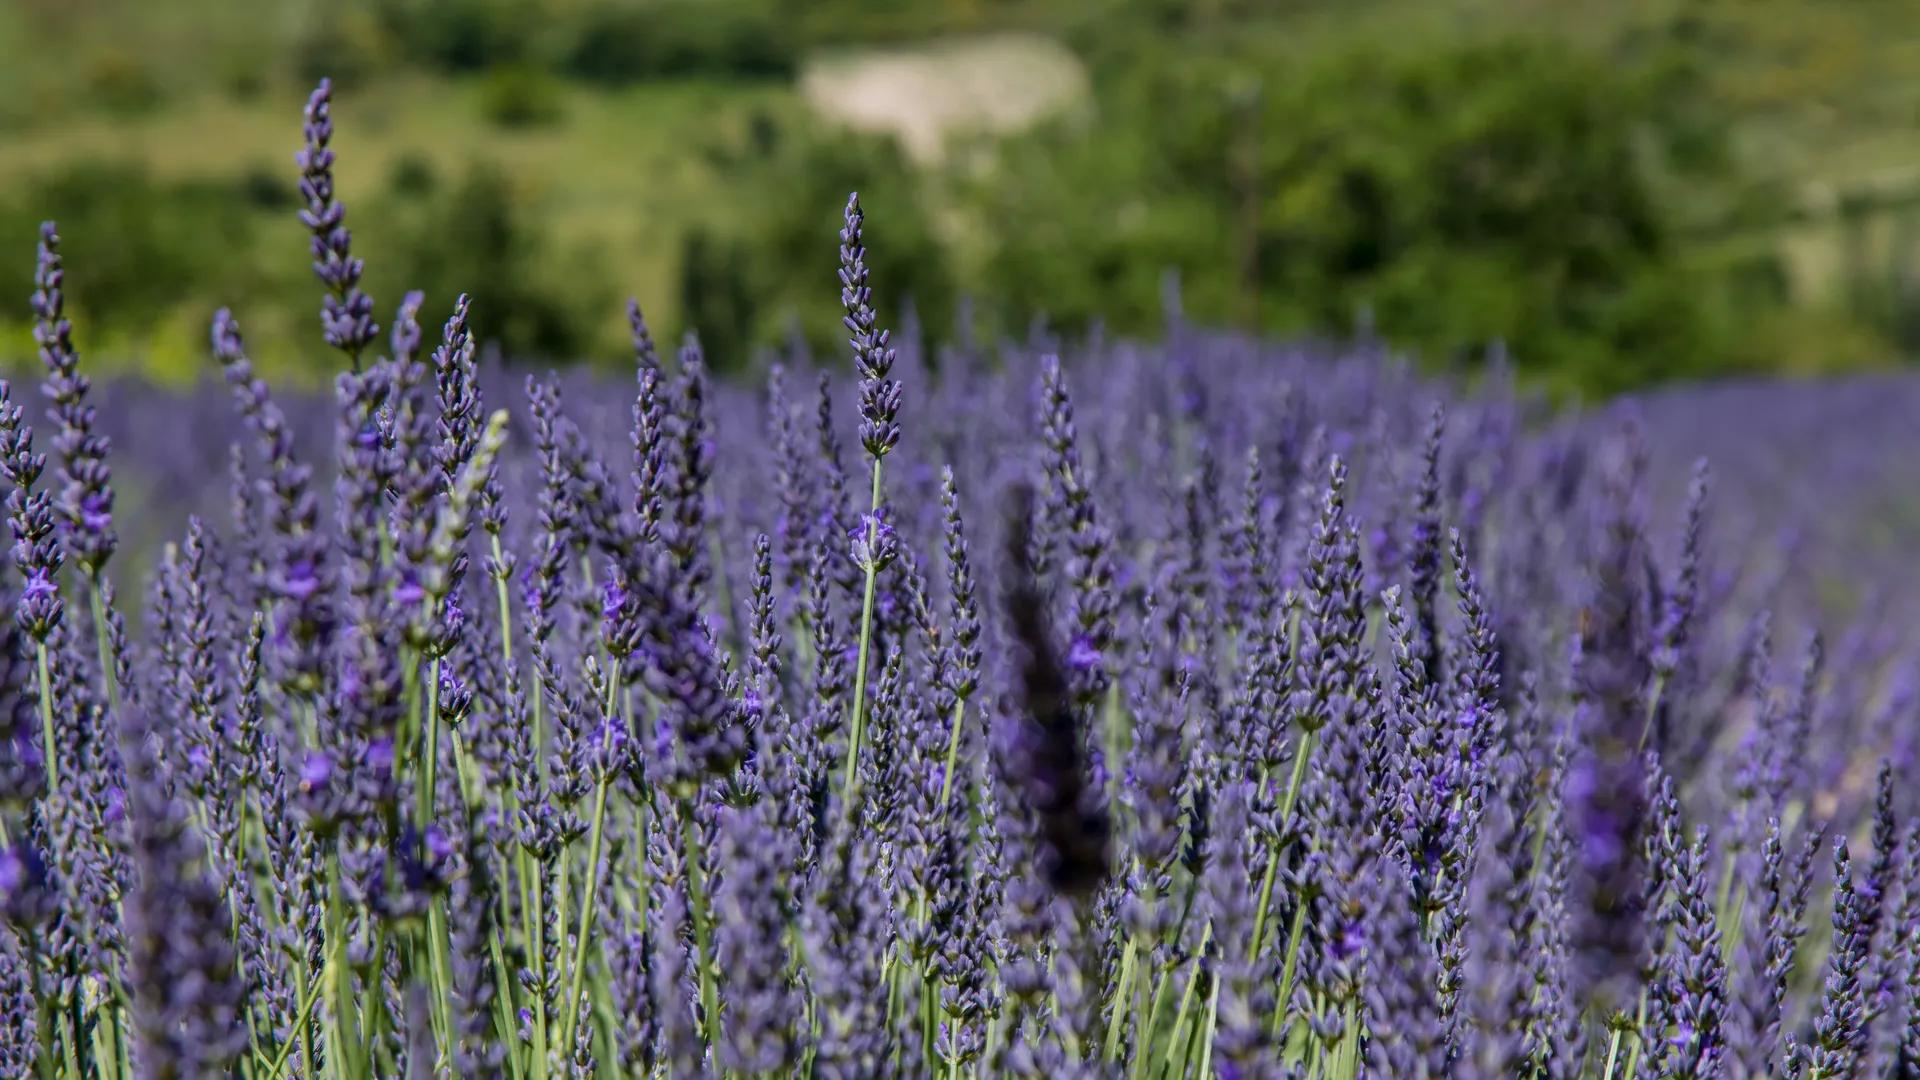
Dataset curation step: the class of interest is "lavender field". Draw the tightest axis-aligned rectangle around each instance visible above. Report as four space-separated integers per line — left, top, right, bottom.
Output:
5 78 1920 1080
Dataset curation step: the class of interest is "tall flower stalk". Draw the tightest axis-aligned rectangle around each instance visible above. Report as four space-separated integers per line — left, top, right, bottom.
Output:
836 191 903 806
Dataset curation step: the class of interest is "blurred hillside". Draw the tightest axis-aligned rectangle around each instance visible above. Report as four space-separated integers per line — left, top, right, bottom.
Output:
1 0 1919 395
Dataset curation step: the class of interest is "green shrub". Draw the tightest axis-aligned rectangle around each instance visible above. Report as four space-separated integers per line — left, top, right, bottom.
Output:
0 164 256 339
560 0 796 83
236 164 296 211
478 64 565 128
375 0 538 73
386 153 441 200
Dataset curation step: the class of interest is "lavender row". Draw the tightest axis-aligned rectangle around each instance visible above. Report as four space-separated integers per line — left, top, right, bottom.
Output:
0 77 1916 1080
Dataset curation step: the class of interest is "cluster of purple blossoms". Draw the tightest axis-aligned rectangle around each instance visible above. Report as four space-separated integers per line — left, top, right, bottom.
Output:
3 75 1920 1080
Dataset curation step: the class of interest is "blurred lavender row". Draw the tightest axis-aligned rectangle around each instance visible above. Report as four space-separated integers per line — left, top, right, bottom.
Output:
2 77 1919 1080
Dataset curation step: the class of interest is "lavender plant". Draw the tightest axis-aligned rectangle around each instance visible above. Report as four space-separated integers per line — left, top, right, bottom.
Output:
1 76 1919 1080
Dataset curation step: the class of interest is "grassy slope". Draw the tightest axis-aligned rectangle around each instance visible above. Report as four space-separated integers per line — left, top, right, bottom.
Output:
0 72 800 373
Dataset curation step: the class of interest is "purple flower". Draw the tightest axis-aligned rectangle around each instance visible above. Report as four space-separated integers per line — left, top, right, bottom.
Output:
78 493 110 536
0 381 66 646
366 737 395 775
33 223 117 577
846 512 897 573
19 573 54 606
0 843 54 928
299 751 333 792
394 572 426 607
1066 635 1101 675
424 825 454 864
839 192 901 461
601 579 628 623
281 556 319 599
297 78 378 362
1809 842 1870 1078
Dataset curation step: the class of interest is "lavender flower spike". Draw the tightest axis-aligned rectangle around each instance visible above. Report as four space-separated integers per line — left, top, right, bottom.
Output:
1808 841 1868 1079
297 77 378 363
838 189 904 807
840 191 901 462
32 223 115 578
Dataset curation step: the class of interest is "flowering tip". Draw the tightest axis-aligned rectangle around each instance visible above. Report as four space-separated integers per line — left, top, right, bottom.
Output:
299 753 333 792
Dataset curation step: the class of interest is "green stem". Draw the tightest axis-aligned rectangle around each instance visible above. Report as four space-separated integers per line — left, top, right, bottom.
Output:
554 846 571 1030
267 957 331 1080
883 943 906 1060
324 883 361 1079
531 673 547 789
105 996 125 1080
89 583 118 712
58 991 81 1080
1103 933 1139 1061
420 657 441 825
1250 729 1316 961
488 533 522 964
1271 887 1312 1040
982 1011 1001 1078
426 904 457 1060
935 695 969 813
492 537 515 665
1636 672 1669 752
1195 974 1222 1079
530 861 551 1079
681 806 722 1047
36 643 56 790
1337 1000 1359 1079
1129 964 1172 1080
840 459 885 803
559 778 612 1056
449 730 482 812
1101 679 1125 805
906 888 941 1067
292 952 316 1080
1600 1028 1624 1080
920 973 937 1069
447 728 516 1065
1160 925 1209 1077
1620 996 1649 1080
100 983 133 1076
27 940 55 1080
491 925 525 1080
486 532 521 960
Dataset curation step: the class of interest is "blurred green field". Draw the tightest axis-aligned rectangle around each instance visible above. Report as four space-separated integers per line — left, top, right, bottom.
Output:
1 0 1918 392
0 65 806 377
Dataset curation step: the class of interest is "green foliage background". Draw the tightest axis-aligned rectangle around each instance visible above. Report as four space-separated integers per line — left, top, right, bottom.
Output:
2 0 1918 395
